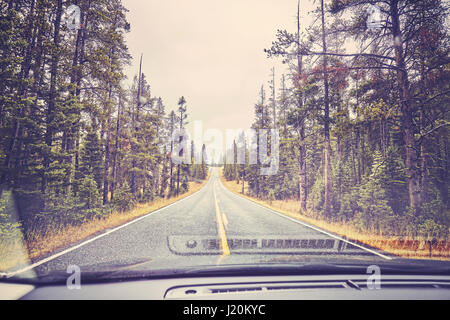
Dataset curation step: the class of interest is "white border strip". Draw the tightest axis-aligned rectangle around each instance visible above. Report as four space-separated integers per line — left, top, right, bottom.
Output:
217 177 393 260
4 177 212 278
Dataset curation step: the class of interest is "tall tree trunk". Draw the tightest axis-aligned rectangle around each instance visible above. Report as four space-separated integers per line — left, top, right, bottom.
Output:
159 146 168 197
111 95 123 201
320 0 332 217
103 90 113 204
355 126 362 184
419 57 429 204
297 0 307 212
42 0 63 194
64 1 86 196
390 0 420 211
242 168 245 194
271 67 276 128
169 140 174 193
103 42 117 204
299 125 307 211
169 111 175 195
176 164 180 196
131 54 143 196
72 0 91 196
419 109 428 204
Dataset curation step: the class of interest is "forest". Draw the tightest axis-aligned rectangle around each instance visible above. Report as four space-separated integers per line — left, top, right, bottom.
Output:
223 0 450 241
0 0 208 241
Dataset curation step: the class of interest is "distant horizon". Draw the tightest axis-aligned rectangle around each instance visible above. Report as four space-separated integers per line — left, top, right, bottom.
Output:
121 0 320 163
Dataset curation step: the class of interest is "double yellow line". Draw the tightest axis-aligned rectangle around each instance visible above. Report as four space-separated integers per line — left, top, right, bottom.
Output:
213 182 230 263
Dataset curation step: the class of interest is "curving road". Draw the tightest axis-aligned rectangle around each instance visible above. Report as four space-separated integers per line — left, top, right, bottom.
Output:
14 168 391 278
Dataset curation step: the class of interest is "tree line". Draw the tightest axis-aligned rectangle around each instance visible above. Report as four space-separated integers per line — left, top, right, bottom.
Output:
0 0 208 235
224 0 449 240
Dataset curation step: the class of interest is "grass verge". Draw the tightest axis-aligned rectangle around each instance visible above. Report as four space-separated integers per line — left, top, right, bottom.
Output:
0 174 209 272
219 170 450 261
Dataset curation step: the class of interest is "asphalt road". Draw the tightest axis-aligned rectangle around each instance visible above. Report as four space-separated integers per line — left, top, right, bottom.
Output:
19 168 392 278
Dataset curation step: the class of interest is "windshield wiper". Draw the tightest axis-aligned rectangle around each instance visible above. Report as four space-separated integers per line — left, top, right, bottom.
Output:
182 263 370 276
185 262 450 276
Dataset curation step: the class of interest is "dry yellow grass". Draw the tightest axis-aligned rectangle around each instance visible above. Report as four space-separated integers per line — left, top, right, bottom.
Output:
0 241 29 272
0 175 209 272
219 170 450 261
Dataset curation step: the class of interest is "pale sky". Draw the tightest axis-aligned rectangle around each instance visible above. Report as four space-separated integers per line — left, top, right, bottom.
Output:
122 0 317 135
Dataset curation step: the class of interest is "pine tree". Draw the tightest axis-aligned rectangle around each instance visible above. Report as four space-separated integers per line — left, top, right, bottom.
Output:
79 128 103 190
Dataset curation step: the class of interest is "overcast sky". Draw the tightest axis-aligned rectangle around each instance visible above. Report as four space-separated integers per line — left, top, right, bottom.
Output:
122 0 317 135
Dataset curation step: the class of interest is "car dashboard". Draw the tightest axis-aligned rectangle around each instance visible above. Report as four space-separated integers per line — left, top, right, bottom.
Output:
2 274 450 300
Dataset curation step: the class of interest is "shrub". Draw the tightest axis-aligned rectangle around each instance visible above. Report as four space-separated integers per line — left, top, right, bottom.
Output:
113 182 135 212
78 175 101 209
142 188 155 202
0 190 22 243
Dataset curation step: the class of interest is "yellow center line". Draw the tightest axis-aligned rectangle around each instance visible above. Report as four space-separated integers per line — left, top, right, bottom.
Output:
213 182 230 263
222 212 228 228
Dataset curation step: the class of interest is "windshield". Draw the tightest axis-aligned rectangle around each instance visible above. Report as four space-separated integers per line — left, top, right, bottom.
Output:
0 0 449 285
